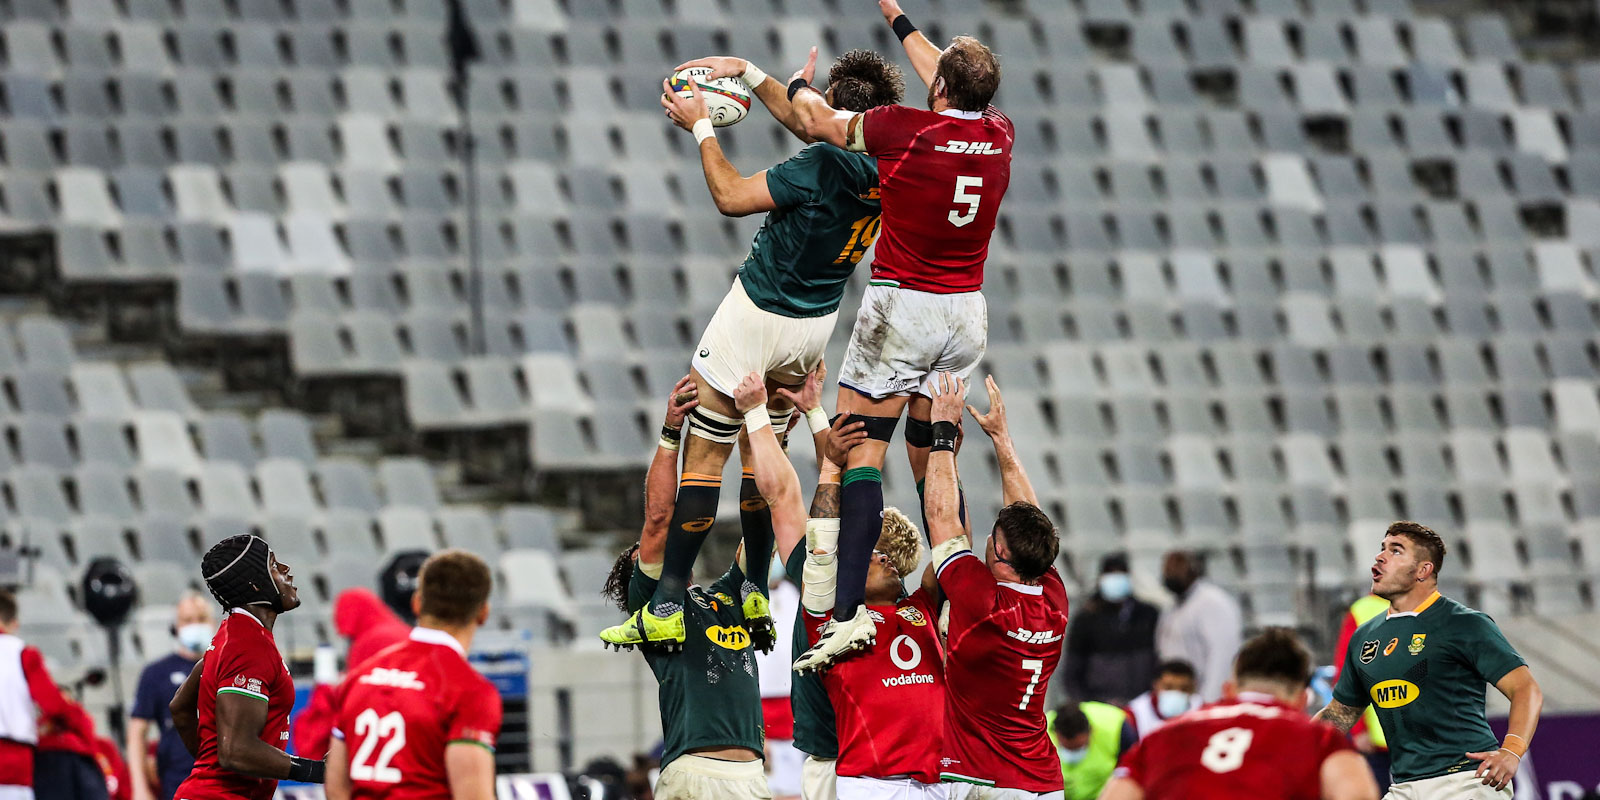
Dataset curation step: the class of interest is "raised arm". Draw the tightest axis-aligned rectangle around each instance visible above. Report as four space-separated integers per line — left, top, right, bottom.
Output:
880 0 941 87
734 373 808 560
661 81 776 217
774 361 838 468
924 373 967 549
640 375 698 563
966 375 1038 507
674 54 814 143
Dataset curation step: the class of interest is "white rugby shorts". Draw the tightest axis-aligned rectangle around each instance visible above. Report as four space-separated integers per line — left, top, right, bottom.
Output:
1384 772 1512 800
656 754 773 800
838 775 950 800
802 756 837 800
767 739 805 797
944 785 1065 800
0 787 33 800
838 284 987 399
692 277 837 399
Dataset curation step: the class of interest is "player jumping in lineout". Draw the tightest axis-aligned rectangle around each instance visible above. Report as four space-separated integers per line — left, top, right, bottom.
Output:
600 47 905 653
1313 523 1542 800
786 0 1014 668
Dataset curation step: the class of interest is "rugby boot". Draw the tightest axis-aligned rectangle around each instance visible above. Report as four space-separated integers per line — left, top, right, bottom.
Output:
792 605 876 673
599 606 685 651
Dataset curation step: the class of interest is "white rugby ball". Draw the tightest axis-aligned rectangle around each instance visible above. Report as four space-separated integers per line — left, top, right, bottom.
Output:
669 67 752 127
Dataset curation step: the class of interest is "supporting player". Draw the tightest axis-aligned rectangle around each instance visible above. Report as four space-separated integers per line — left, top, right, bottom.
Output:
171 535 323 798
1312 522 1543 800
324 549 500 800
600 49 906 651
1099 628 1381 800
782 1 1015 666
921 374 1068 800
602 375 850 800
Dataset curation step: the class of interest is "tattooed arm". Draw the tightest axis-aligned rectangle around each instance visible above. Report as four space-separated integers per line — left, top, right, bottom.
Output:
1312 700 1365 734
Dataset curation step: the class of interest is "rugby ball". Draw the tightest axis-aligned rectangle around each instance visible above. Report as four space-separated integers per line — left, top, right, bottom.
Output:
669 67 752 127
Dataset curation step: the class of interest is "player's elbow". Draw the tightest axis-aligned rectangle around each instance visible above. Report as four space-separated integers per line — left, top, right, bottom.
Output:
216 735 247 772
711 194 754 218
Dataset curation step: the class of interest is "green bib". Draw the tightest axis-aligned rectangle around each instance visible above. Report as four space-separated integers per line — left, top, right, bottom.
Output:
1048 702 1125 800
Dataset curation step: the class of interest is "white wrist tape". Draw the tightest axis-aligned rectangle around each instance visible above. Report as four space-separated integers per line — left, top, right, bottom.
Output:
741 62 769 88
805 407 829 435
658 437 680 452
744 406 771 432
802 519 840 614
931 534 971 571
639 560 664 580
692 118 716 145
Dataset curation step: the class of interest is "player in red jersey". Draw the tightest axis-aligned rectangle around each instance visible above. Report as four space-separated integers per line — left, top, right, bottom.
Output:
922 374 1068 800
1100 628 1379 800
781 0 1014 669
171 534 323 799
325 550 500 800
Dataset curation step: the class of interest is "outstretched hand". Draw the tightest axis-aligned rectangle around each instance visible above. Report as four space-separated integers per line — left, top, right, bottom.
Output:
929 372 965 424
789 46 818 88
734 372 768 415
965 375 1008 440
774 361 825 412
660 77 709 131
879 0 906 24
673 56 749 82
665 374 699 428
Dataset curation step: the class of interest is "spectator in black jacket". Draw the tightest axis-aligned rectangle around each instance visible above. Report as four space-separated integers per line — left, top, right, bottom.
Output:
1058 553 1160 706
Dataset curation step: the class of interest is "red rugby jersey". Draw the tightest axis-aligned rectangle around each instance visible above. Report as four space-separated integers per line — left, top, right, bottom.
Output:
174 610 293 800
859 104 1013 294
332 627 501 800
1114 693 1354 800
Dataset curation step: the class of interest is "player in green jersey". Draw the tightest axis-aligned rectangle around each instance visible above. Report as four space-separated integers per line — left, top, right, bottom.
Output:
599 50 905 651
1314 522 1543 800
601 374 864 800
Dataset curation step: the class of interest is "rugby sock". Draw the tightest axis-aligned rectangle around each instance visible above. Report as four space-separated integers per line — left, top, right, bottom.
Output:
915 478 969 545
738 469 773 595
649 473 721 615
833 466 883 619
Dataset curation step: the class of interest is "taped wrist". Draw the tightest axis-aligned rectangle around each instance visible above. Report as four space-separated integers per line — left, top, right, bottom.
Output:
905 417 933 448
740 62 769 87
638 560 664 580
288 756 326 784
802 519 840 614
931 421 958 452
787 77 811 101
892 14 918 41
805 406 830 435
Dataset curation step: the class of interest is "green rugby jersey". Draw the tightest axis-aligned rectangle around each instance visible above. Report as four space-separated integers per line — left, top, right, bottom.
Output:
1331 593 1525 783
628 564 765 767
784 547 838 759
739 143 880 318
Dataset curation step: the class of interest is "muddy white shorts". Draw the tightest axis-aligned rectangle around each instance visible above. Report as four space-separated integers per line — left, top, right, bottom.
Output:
944 785 1064 800
692 277 838 398
1384 772 1512 800
656 753 773 800
802 756 837 800
839 775 950 800
838 284 987 399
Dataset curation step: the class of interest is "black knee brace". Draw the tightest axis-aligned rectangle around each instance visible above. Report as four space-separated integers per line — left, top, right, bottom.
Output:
849 414 900 442
904 417 933 448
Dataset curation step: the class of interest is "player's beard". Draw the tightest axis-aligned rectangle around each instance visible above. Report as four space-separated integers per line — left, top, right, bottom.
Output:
1373 564 1415 600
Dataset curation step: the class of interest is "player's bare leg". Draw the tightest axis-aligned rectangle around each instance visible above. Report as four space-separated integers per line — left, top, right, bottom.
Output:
602 368 737 650
794 388 908 672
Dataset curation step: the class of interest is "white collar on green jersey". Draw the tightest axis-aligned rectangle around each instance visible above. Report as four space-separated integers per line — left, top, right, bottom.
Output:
1384 591 1442 619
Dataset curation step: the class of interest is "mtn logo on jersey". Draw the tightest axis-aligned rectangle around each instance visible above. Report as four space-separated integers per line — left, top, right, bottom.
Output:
706 625 751 650
932 139 1004 155
1370 679 1419 708
358 668 427 691
896 606 927 626
1005 627 1062 645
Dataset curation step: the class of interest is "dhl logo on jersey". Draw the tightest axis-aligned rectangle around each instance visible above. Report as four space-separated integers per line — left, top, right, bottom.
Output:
933 140 1004 155
1371 679 1420 708
706 625 750 650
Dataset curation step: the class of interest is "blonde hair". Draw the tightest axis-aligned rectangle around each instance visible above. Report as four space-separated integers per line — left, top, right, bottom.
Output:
877 507 923 577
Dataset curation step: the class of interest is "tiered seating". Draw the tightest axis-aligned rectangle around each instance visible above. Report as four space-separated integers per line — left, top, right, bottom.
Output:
4 0 1599 634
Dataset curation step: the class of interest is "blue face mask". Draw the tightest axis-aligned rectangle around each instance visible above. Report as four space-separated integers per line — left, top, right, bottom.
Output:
1157 689 1194 718
1058 745 1089 765
1098 572 1132 602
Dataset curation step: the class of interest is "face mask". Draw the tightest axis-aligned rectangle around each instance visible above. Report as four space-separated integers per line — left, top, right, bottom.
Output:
1162 575 1189 597
1157 689 1193 718
1098 573 1132 602
1058 745 1089 765
176 623 214 653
